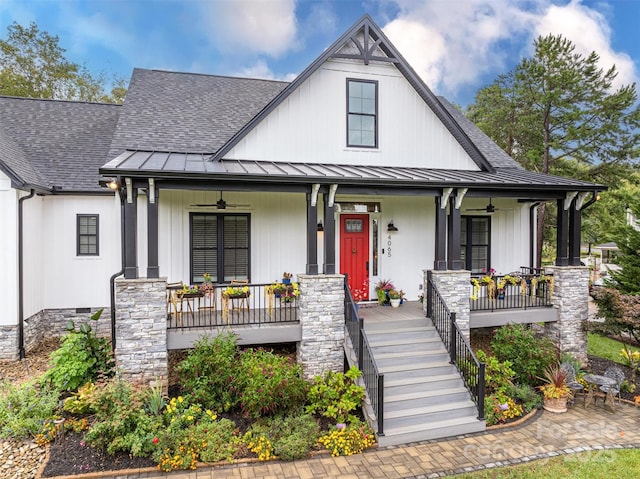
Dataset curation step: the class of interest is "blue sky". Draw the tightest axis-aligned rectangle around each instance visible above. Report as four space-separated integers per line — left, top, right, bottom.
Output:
1 0 638 107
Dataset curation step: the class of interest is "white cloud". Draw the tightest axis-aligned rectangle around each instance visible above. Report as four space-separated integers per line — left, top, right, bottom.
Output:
234 59 297 81
199 0 298 57
381 0 637 96
534 0 637 89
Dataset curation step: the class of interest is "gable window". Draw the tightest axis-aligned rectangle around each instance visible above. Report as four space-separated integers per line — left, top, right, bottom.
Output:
77 214 99 256
190 213 250 284
347 79 377 148
461 216 490 274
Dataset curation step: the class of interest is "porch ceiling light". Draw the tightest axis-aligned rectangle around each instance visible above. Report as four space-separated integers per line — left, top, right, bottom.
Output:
387 222 398 232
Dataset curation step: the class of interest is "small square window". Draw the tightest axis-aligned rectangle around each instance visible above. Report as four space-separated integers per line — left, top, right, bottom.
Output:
77 215 99 256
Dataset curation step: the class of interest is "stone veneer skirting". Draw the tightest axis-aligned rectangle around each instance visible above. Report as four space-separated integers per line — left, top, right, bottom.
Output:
296 274 345 380
115 277 168 390
425 269 471 339
0 307 111 360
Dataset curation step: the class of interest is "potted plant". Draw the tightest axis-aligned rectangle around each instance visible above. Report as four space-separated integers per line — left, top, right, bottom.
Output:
388 289 401 308
375 279 394 306
539 365 572 413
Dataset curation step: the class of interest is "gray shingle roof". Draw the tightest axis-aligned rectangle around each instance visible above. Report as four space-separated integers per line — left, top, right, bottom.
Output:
106 69 288 159
437 96 522 170
0 126 47 188
0 96 120 192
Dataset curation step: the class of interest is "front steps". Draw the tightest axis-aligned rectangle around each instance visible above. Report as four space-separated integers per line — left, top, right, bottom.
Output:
364 316 485 447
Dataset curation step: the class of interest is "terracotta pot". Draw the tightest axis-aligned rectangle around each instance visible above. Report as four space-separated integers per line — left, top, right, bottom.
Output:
543 396 568 413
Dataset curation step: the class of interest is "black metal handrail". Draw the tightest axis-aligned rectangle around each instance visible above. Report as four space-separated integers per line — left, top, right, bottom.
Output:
344 276 361 361
344 277 384 436
470 272 554 312
427 271 485 420
359 322 384 436
167 282 298 330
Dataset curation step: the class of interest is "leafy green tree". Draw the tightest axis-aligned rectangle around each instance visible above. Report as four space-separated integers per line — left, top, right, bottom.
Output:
468 34 640 266
0 21 125 103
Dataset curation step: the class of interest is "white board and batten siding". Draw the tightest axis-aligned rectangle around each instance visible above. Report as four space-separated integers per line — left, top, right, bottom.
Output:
223 59 480 171
37 195 121 312
0 172 19 326
157 190 308 286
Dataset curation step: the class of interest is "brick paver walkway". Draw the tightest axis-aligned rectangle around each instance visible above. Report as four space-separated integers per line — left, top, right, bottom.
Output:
119 403 640 479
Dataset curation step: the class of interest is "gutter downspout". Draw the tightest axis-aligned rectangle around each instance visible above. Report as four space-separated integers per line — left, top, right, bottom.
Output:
109 184 126 351
18 189 35 360
529 202 540 271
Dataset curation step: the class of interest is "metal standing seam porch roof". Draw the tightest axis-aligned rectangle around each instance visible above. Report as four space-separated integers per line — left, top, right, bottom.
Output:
100 150 604 195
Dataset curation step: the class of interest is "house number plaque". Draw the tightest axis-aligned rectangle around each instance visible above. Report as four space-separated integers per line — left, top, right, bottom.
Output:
387 235 392 257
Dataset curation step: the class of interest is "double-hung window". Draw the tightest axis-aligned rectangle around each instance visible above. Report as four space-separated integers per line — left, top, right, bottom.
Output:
347 79 377 148
77 214 99 256
461 216 490 274
190 213 250 284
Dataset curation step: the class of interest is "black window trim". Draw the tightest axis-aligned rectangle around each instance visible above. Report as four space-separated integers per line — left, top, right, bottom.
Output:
189 212 251 285
346 78 378 149
77 214 99 256
461 215 491 274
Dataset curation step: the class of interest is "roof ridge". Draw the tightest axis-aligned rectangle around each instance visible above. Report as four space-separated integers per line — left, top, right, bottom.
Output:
136 67 290 85
0 94 122 107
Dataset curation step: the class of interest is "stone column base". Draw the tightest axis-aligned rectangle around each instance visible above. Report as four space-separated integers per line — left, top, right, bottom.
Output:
426 269 471 339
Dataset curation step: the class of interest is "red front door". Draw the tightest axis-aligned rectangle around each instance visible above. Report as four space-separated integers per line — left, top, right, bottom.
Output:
340 214 369 300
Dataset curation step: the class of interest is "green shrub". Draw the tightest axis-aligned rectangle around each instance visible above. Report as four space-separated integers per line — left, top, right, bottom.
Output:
176 333 238 411
306 366 366 423
43 310 113 392
0 380 60 439
153 396 241 471
235 348 308 418
491 323 557 385
84 378 163 457
246 414 320 461
476 350 516 394
504 382 542 412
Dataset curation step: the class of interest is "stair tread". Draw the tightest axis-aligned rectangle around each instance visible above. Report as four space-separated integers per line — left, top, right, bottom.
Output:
385 386 469 402
374 349 447 359
368 336 442 347
379 361 453 374
385 400 476 420
385 373 461 387
365 326 435 334
382 415 483 437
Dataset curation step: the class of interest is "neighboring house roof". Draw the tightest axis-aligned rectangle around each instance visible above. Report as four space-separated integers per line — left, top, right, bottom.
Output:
0 96 120 192
106 69 288 159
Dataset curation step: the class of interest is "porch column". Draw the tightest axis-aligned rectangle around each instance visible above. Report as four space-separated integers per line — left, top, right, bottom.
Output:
434 196 447 270
425 269 471 339
297 274 345 379
555 198 569 266
545 266 589 365
323 194 336 274
147 180 159 278
123 178 138 279
568 200 582 266
114 277 168 391
306 190 319 275
447 195 463 270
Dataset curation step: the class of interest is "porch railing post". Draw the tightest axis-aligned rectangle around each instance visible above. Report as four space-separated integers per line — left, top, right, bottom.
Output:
477 362 486 420
426 271 433 318
377 374 385 436
449 312 457 364
358 317 364 371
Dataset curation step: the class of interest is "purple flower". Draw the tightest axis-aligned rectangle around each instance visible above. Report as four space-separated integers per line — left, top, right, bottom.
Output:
336 423 346 430
499 403 509 411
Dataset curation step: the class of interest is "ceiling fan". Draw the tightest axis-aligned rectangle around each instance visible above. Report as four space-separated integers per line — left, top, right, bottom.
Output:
191 192 251 209
464 198 502 214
